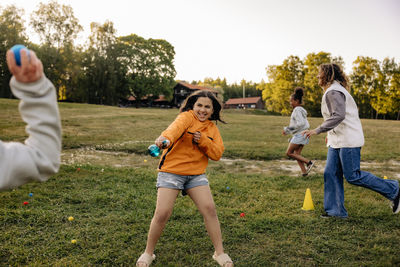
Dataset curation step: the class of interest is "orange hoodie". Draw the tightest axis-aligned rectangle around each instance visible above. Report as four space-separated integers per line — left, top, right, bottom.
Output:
158 110 224 175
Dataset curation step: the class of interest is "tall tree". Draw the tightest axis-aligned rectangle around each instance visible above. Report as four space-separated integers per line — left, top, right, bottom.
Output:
0 5 27 98
30 0 82 48
303 52 343 116
375 58 400 119
30 0 82 99
78 21 128 105
350 56 380 118
389 68 400 120
259 55 304 115
119 34 176 107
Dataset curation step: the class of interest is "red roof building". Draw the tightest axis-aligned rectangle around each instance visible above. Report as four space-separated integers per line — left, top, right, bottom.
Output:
224 97 264 109
172 81 219 107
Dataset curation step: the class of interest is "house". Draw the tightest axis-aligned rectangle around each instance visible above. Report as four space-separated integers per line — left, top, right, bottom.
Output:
122 95 171 108
224 97 264 109
172 81 219 107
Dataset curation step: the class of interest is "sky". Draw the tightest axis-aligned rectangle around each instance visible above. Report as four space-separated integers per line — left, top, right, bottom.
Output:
1 0 400 84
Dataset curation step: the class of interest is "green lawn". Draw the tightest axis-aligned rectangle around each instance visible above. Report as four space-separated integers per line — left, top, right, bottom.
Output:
1 99 400 266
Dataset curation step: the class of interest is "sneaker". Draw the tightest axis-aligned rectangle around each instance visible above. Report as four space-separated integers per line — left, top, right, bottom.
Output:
320 212 331 219
392 189 400 214
306 160 316 174
320 212 348 219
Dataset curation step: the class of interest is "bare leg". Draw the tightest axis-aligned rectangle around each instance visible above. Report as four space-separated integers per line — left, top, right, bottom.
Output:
186 185 232 263
294 145 307 174
286 143 311 174
143 188 179 257
286 143 310 164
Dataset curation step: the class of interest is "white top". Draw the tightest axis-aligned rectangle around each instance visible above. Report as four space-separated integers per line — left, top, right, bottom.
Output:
321 81 364 148
284 106 310 135
0 76 62 191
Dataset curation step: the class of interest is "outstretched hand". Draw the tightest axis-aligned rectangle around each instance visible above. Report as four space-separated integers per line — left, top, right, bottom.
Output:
6 49 43 83
302 129 317 138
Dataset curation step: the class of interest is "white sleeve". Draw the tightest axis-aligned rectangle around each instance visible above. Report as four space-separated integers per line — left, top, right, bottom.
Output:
283 107 309 134
0 76 62 191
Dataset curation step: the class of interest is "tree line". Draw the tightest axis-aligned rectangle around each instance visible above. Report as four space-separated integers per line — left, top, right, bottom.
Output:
0 2 398 119
0 2 176 106
190 77 262 102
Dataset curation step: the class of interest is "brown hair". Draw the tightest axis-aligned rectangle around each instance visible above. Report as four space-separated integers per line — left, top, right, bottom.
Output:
318 63 349 90
180 90 225 123
291 87 304 104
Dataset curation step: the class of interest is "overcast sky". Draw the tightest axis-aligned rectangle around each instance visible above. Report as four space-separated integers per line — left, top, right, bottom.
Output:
2 0 400 83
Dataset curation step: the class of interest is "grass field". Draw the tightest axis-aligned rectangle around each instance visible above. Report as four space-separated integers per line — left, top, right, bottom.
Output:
1 99 400 266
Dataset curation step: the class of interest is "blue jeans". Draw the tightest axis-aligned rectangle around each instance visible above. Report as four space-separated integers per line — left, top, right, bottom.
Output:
324 147 399 217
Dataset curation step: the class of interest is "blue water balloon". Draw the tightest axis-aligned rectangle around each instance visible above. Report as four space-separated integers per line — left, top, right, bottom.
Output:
11 44 30 66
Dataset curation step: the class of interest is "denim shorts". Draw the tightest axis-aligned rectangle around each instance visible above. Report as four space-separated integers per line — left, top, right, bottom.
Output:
156 172 209 193
290 134 309 145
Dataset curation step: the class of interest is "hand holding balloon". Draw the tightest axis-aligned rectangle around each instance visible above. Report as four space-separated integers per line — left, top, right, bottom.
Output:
149 137 170 157
10 45 30 66
7 45 43 83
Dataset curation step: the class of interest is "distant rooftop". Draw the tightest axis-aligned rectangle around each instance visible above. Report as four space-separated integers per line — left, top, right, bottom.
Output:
176 81 218 92
225 97 262 105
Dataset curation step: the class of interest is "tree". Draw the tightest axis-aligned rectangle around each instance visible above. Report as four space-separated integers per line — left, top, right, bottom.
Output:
259 55 304 115
30 0 82 48
373 58 399 119
390 70 400 120
78 21 129 105
0 5 27 98
119 34 176 107
303 52 343 116
350 56 380 118
30 0 82 100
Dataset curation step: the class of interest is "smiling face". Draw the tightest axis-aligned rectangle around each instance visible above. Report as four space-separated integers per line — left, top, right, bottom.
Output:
193 97 213 122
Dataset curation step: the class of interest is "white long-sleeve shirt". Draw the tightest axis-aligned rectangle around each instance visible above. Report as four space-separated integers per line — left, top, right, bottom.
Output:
0 76 62 191
283 106 310 135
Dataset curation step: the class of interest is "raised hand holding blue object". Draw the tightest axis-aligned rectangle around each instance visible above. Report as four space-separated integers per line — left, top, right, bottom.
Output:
10 45 30 66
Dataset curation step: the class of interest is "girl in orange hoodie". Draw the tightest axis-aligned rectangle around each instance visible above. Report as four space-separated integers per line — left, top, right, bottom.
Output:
136 90 233 267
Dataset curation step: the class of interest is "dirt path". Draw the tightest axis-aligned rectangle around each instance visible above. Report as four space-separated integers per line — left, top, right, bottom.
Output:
61 148 400 179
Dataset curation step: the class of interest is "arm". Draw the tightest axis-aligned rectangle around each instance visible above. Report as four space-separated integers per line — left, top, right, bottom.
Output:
315 91 346 134
284 107 307 135
0 49 62 191
157 111 192 147
303 90 345 138
195 126 224 161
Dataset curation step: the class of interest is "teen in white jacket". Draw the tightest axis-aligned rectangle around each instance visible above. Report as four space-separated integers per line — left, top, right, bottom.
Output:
0 48 61 191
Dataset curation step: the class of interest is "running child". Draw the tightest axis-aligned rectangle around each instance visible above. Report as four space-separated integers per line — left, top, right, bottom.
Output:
136 90 233 267
282 87 315 176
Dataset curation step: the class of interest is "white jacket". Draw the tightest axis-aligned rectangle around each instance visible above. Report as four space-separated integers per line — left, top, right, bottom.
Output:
0 76 62 191
284 106 310 135
321 81 364 148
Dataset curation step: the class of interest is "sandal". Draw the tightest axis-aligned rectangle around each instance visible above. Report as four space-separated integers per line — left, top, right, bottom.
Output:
212 252 233 267
136 253 156 267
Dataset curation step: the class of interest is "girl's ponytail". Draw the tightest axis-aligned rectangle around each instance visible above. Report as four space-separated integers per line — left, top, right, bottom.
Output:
292 87 304 104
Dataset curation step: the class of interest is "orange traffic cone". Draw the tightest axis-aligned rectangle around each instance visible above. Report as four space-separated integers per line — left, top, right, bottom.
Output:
302 188 315 211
